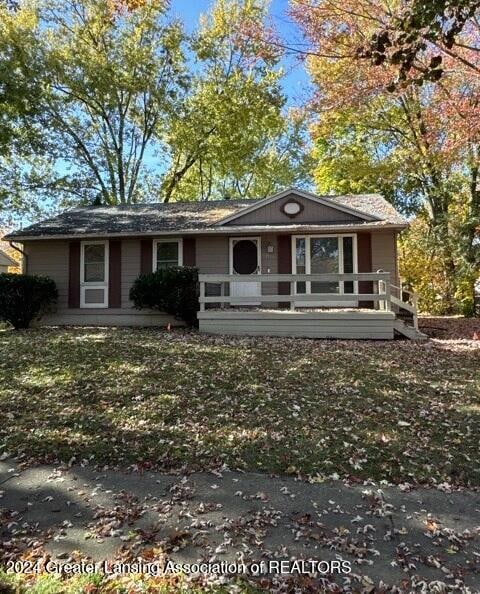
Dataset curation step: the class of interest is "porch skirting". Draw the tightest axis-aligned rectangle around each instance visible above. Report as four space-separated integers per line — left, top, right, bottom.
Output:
198 310 395 340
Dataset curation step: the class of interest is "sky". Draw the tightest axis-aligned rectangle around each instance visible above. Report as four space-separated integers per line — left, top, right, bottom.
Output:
169 0 311 106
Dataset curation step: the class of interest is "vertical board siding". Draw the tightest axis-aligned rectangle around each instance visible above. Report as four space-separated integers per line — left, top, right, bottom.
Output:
68 241 81 309
24 240 70 309
183 237 196 267
23 231 401 324
260 234 278 298
225 194 362 226
371 232 398 283
108 240 122 309
195 236 229 299
140 239 153 274
195 236 229 273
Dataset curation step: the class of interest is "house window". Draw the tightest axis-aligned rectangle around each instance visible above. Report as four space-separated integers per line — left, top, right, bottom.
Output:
84 244 106 282
80 241 109 308
295 238 306 294
292 235 357 301
153 239 183 271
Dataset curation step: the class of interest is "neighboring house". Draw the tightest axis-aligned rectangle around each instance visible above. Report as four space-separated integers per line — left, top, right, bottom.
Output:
3 188 424 339
0 248 17 273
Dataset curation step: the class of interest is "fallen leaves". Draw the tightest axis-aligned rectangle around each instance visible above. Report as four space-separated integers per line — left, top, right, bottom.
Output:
0 324 478 492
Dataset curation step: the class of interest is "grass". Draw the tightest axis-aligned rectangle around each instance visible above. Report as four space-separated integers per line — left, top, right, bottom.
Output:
0 569 262 594
0 327 479 486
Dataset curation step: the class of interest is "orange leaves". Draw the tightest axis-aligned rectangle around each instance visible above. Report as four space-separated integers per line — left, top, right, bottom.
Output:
291 0 480 149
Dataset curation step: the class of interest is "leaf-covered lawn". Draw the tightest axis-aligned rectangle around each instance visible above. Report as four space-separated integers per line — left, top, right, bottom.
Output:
0 327 479 486
0 570 260 594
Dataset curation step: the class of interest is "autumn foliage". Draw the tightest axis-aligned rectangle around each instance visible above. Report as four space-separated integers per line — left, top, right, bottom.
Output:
291 0 480 315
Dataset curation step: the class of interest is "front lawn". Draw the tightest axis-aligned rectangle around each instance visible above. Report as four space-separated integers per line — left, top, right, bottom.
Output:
0 327 479 486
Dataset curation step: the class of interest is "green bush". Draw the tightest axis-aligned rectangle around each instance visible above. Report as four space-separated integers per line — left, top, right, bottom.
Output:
130 266 199 327
0 273 58 330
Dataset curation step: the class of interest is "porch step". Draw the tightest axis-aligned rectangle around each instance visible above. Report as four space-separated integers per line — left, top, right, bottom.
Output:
394 319 428 340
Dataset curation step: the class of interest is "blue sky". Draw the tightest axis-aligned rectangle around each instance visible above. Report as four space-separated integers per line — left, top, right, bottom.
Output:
169 0 311 106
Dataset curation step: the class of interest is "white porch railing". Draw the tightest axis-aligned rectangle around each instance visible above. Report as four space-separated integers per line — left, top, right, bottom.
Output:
391 284 419 330
198 272 393 312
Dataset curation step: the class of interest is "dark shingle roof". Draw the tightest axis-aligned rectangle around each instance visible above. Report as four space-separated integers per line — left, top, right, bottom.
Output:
5 200 254 239
331 194 406 225
4 192 407 240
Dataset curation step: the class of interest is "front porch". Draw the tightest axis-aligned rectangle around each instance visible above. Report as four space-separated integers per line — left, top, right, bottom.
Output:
198 272 426 340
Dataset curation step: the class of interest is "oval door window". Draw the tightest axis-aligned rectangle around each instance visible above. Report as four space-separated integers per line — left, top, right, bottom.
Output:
233 240 258 274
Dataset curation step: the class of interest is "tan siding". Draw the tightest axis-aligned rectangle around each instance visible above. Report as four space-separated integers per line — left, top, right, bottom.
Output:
371 231 398 283
196 236 229 273
24 240 69 309
260 234 277 297
24 239 174 322
23 231 401 327
225 194 362 226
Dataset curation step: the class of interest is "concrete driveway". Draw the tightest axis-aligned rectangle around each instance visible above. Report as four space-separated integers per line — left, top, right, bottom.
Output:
1 460 479 591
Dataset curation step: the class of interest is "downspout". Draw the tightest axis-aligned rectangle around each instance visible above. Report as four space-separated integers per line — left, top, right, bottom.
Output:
9 242 27 273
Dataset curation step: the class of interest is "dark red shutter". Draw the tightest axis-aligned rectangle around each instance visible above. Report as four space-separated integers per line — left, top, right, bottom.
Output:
140 239 153 274
183 237 196 267
68 241 80 309
109 240 122 308
277 235 291 307
357 232 373 308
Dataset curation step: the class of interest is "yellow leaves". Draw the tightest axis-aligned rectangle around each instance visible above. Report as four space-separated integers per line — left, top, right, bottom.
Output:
399 217 456 315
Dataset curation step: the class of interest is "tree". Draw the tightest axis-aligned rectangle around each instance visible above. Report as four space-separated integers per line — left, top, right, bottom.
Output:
291 0 480 314
0 2 51 225
1 0 312 214
1 0 185 211
161 0 312 202
165 109 313 201
360 0 480 87
33 0 184 205
311 107 424 213
0 2 40 154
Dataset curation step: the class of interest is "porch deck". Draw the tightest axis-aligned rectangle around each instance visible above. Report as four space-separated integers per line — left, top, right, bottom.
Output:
198 273 425 340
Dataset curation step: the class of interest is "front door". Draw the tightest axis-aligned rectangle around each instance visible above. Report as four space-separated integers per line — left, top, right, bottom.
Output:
230 238 261 304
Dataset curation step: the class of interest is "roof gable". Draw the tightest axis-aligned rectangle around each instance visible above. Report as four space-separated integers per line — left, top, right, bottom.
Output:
216 188 380 226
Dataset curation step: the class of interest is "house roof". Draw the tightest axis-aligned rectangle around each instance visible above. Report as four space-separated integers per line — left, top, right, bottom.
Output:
0 248 17 266
4 189 407 241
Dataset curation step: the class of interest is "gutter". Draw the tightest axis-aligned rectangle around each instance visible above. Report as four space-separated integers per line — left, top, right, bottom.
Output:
4 223 409 242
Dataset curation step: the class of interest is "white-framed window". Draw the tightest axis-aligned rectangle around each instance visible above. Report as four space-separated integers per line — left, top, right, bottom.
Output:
153 239 183 271
80 240 109 308
291 234 358 305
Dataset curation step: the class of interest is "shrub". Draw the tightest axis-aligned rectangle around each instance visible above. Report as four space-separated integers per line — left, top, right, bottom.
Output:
130 266 199 327
0 273 58 330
